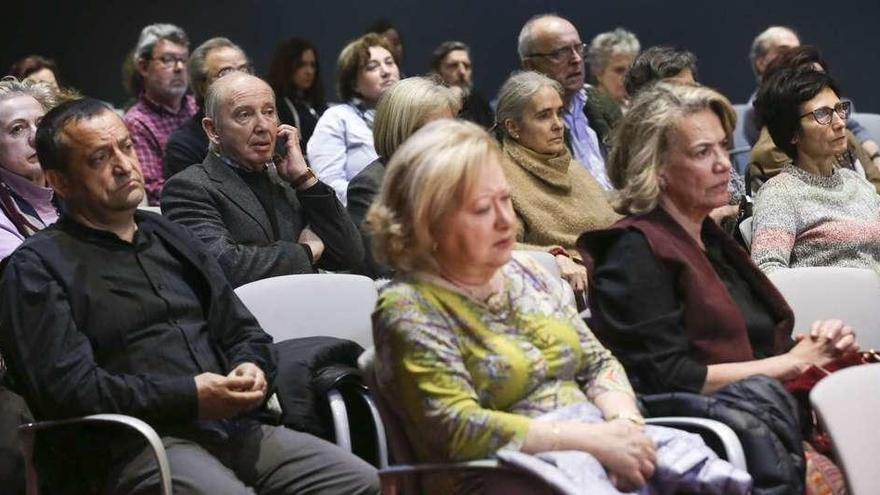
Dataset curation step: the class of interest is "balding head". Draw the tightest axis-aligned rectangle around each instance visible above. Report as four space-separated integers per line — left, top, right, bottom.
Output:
518 14 585 98
202 72 279 171
750 26 800 79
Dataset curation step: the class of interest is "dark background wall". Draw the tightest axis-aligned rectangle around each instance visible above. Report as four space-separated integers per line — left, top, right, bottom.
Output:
3 0 878 111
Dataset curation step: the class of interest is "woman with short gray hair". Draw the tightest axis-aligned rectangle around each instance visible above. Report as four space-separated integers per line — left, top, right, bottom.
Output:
587 28 640 106
496 71 620 294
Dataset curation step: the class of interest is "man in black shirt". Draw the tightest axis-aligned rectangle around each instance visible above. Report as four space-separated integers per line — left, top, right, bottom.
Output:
430 41 494 129
161 72 364 287
0 98 378 494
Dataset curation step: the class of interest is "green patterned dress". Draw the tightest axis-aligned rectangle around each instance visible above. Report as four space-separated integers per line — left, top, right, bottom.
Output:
373 253 634 464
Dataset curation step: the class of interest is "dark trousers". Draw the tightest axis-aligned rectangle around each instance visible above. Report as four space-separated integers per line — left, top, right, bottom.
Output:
105 420 379 495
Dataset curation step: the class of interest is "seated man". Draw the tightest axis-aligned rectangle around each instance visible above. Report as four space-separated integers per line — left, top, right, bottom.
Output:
0 98 378 494
162 72 364 287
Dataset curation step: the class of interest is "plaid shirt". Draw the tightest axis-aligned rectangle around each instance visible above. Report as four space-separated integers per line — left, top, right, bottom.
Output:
124 94 197 205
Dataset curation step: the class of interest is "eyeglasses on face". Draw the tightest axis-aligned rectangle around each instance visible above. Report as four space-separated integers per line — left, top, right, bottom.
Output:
151 54 188 68
799 100 851 125
527 42 586 63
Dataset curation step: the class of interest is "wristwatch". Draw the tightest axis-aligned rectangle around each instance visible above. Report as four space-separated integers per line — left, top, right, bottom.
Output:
290 167 316 188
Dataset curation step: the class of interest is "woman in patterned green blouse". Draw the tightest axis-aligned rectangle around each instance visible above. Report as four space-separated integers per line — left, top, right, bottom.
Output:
365 118 656 492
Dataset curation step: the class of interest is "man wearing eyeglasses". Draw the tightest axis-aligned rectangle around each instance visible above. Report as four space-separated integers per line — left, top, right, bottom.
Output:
124 23 198 205
164 37 253 179
518 14 621 191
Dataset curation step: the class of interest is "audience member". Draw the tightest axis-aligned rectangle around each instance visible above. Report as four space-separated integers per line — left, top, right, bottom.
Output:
366 19 403 67
266 38 328 146
0 78 59 261
751 68 880 273
579 80 857 393
625 46 745 220
347 76 459 278
367 119 749 494
744 26 801 144
8 55 59 90
518 14 620 190
747 45 880 193
162 72 363 287
579 80 855 493
430 41 493 128
587 28 640 109
0 96 379 495
496 71 619 293
307 33 400 205
124 23 198 205
164 37 252 178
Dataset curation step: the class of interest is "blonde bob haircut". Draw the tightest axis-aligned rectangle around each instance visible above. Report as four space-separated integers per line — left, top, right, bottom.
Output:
373 76 461 160
366 119 503 274
608 81 735 215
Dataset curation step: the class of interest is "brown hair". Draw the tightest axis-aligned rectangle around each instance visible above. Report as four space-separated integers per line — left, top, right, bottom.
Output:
336 33 397 101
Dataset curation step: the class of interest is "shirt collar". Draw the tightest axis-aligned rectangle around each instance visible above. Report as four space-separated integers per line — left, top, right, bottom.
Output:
57 213 150 248
140 92 192 116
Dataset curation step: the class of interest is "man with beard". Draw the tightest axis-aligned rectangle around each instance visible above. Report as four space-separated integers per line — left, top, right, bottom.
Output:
518 14 621 191
124 23 198 205
430 41 493 128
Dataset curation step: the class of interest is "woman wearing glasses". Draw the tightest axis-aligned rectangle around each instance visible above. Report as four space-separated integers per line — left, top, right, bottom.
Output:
750 68 880 273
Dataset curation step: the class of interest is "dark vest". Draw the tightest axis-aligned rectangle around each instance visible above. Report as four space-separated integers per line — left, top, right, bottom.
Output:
578 208 794 365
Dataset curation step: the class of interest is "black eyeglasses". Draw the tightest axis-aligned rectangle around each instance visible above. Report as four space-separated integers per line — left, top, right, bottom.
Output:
799 100 851 125
526 42 587 63
150 54 188 68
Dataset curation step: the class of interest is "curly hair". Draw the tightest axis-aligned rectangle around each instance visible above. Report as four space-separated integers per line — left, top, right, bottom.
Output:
0 76 57 111
608 81 735 215
366 119 504 273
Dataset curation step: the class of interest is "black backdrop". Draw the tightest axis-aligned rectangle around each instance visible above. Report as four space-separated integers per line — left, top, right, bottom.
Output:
3 0 879 111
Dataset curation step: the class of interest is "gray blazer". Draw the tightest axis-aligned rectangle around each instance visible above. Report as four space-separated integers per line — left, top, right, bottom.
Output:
161 152 364 287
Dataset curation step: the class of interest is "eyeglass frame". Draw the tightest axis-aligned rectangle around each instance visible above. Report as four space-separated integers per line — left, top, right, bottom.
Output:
526 42 587 63
799 100 851 126
149 54 188 68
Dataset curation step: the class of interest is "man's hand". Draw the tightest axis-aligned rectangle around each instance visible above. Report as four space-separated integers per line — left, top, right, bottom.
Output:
227 362 268 395
298 226 325 263
194 369 266 420
274 125 315 189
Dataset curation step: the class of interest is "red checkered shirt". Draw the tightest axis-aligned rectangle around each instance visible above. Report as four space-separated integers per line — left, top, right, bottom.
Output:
123 94 197 205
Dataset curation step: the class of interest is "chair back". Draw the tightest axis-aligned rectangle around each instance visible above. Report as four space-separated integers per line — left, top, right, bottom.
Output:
234 273 377 348
852 112 880 143
520 250 560 278
731 103 752 175
767 267 880 350
810 363 880 495
738 216 753 249
358 348 418 464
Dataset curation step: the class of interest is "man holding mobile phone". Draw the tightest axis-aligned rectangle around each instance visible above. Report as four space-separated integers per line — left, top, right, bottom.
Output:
162 72 365 287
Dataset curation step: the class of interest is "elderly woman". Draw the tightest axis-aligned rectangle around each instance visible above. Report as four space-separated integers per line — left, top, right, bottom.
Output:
307 33 400 205
579 80 856 396
368 119 750 494
587 28 640 109
750 68 880 272
497 71 620 293
346 76 459 278
267 37 328 146
0 78 58 260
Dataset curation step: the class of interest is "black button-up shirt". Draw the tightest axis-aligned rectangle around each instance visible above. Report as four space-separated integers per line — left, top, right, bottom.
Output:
0 212 274 427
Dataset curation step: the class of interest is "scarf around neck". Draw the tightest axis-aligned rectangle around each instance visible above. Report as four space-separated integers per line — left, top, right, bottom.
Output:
502 137 574 192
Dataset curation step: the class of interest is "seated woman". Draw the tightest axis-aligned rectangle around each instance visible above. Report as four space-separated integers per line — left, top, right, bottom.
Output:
368 119 749 494
750 68 880 272
747 45 880 194
266 37 327 146
346 76 459 279
496 71 620 294
307 33 400 205
0 78 59 261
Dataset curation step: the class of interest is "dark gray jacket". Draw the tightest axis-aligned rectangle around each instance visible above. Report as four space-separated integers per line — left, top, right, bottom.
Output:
162 152 364 287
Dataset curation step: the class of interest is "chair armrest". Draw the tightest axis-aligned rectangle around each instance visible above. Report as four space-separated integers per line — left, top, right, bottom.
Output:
646 416 748 471
19 414 172 495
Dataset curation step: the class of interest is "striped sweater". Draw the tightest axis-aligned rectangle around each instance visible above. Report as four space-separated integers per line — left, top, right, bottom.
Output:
750 165 880 273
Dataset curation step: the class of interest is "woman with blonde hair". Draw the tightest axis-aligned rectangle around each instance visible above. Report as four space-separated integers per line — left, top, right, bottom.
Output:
0 77 59 260
307 33 400 205
347 76 459 277
496 70 620 294
367 118 749 494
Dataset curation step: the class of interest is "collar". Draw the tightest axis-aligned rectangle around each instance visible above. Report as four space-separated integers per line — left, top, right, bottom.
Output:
503 137 573 191
57 213 148 248
140 92 193 116
0 167 54 204
213 151 270 174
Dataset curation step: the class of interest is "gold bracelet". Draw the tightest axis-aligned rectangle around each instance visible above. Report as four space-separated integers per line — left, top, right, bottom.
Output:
608 412 645 427
550 421 561 450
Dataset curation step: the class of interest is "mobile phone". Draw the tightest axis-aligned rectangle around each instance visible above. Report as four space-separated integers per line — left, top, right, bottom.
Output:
273 134 289 165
